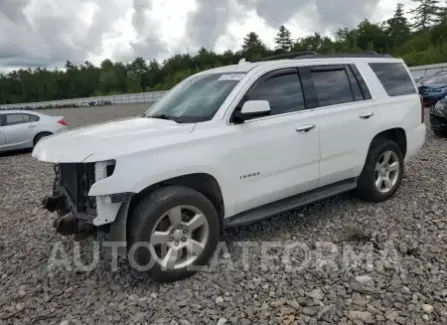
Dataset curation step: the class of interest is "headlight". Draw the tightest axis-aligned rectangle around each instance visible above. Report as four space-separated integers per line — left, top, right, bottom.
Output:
432 101 446 117
95 160 116 181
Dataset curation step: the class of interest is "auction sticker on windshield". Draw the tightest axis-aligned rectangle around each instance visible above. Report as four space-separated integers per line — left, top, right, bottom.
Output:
218 74 245 81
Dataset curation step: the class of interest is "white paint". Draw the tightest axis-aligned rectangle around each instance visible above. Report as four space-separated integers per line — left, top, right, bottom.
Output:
32 55 426 224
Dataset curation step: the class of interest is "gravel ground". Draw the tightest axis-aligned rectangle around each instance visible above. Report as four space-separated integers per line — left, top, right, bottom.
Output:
1 104 447 325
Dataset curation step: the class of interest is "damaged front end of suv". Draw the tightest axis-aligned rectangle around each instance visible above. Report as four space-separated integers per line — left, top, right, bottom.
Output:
42 160 132 241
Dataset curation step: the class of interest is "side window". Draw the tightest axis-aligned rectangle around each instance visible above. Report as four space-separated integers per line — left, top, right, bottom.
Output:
247 71 305 116
29 114 40 122
311 68 354 107
5 114 30 126
369 62 416 97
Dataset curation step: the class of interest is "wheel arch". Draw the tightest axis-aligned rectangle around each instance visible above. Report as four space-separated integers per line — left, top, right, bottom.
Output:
129 173 225 222
33 131 53 146
370 128 407 157
105 173 227 245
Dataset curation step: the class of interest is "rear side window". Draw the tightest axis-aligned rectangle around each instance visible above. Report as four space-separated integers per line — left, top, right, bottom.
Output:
311 69 354 107
369 62 416 97
6 114 29 125
247 71 305 115
29 114 40 122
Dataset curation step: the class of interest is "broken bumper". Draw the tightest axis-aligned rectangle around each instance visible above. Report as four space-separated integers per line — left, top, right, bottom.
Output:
42 162 132 236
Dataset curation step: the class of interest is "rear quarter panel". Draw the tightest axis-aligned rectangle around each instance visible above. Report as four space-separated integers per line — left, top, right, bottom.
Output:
357 60 425 159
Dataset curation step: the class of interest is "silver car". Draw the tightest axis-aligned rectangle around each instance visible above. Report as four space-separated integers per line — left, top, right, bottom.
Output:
0 110 68 153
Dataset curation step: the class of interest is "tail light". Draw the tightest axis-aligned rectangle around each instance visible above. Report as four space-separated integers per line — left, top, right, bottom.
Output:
57 118 67 126
420 95 424 123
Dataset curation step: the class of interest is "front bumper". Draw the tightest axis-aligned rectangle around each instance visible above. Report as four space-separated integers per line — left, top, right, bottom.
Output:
42 162 132 236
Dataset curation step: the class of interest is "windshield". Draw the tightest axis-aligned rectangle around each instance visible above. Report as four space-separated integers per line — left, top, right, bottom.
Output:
422 73 447 85
144 72 246 123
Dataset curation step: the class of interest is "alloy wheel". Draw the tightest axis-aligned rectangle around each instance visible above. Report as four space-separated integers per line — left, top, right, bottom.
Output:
149 205 209 270
374 150 400 193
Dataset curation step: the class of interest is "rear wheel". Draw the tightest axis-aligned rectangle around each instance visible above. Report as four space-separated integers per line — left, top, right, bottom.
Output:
33 132 52 146
354 139 404 202
127 186 220 282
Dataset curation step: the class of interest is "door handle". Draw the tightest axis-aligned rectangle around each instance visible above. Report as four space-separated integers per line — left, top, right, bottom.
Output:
296 124 316 133
359 112 374 119
28 124 36 128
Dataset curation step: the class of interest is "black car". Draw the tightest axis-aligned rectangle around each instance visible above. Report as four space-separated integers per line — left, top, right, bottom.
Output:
429 97 447 136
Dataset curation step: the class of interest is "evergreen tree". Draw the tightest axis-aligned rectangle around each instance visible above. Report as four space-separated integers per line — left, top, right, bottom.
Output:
274 25 293 51
387 4 411 46
241 32 267 60
410 0 441 30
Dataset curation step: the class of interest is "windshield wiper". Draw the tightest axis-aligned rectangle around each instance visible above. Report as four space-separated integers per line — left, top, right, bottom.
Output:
148 114 184 123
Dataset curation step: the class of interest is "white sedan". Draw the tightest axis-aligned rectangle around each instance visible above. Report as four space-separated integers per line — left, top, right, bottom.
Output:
0 110 68 153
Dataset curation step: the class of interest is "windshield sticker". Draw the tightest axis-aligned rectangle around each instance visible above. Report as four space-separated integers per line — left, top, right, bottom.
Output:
218 74 245 81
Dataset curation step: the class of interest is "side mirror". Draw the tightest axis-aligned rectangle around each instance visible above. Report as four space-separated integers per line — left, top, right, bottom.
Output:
234 100 271 123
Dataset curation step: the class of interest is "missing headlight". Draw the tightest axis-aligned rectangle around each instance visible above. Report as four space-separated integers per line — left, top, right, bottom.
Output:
106 161 116 177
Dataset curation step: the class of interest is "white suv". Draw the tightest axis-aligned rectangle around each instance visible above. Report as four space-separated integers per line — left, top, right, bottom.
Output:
33 52 426 282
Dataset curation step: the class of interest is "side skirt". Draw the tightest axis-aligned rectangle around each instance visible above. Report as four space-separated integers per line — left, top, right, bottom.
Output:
225 178 358 228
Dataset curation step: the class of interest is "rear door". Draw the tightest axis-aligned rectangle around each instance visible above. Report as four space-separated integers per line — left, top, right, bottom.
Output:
300 64 379 187
4 113 35 148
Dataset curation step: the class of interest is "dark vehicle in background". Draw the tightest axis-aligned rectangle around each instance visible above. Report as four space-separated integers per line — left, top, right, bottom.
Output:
430 96 447 136
418 72 447 106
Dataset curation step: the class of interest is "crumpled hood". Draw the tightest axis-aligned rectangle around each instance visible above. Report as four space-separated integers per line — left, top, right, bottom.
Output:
32 116 196 163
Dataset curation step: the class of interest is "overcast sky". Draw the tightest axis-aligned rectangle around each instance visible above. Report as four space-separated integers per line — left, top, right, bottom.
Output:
0 0 416 70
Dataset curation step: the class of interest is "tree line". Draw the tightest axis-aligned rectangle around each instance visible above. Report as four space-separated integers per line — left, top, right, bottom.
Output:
1 0 447 105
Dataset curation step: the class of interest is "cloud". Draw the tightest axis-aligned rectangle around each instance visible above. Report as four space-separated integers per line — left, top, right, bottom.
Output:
183 0 246 52
0 0 401 70
129 0 168 59
314 0 382 32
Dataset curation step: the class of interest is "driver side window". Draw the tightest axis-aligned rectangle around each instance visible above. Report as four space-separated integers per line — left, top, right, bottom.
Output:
246 71 306 116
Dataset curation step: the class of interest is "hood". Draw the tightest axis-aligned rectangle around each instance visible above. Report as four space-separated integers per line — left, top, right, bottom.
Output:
32 116 196 163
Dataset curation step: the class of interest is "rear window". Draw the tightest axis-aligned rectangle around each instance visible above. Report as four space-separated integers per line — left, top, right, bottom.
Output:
369 62 416 97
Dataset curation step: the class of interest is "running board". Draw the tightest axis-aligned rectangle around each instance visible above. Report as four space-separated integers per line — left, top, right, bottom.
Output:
225 178 358 228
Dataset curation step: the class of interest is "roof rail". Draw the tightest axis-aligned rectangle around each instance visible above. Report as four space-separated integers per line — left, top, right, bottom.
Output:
260 51 319 61
260 51 393 61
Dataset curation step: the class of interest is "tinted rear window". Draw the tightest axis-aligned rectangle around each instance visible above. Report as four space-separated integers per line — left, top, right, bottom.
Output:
369 62 416 97
311 69 354 106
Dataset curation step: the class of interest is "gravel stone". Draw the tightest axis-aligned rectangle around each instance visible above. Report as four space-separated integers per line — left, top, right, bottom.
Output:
421 304 434 314
1 106 447 324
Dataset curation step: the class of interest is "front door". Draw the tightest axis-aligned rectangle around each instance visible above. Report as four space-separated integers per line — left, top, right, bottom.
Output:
226 68 321 214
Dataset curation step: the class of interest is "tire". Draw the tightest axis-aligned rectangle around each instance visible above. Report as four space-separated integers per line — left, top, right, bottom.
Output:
34 132 52 146
354 138 404 202
126 186 220 282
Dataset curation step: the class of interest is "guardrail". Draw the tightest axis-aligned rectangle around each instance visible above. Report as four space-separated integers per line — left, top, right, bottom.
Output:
1 62 447 110
409 62 447 79
0 91 168 110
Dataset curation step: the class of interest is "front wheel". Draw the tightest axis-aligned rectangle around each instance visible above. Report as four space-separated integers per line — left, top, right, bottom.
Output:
354 139 404 202
126 186 220 282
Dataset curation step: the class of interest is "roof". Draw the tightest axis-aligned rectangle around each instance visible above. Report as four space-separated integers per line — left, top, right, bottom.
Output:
202 55 402 75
